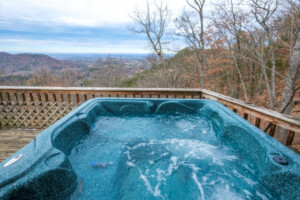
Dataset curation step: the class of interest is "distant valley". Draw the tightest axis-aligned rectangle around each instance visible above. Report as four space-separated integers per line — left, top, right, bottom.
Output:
0 52 151 87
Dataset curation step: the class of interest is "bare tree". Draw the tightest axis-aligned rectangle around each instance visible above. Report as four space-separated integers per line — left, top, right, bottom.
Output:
212 0 249 102
250 0 279 109
26 68 59 86
175 0 206 88
277 0 300 60
146 53 160 65
187 0 205 87
129 0 171 61
93 57 124 87
242 26 275 106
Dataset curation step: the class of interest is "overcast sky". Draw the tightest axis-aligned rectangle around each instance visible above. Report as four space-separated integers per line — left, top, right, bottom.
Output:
0 0 189 54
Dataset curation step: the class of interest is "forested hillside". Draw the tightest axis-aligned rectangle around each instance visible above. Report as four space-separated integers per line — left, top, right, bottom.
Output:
0 52 76 74
124 0 300 119
122 47 300 117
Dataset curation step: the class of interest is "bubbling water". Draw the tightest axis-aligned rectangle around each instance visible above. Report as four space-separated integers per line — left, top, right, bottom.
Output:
68 114 277 200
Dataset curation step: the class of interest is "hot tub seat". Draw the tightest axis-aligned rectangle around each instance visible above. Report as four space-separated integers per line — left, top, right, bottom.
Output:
0 144 77 200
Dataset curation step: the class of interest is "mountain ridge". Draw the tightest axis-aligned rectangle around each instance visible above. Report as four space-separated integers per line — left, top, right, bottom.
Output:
0 52 77 74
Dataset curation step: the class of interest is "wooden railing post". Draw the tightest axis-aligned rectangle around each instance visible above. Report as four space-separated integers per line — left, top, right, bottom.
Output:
76 94 80 104
68 94 71 103
14 93 18 102
21 93 26 102
6 93 11 102
268 124 276 137
255 118 261 128
285 131 295 146
45 93 49 102
37 93 42 102
52 94 57 102
60 94 64 102
29 93 34 102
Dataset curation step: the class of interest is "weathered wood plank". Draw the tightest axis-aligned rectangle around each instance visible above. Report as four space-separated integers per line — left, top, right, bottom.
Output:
0 129 41 162
290 144 300 154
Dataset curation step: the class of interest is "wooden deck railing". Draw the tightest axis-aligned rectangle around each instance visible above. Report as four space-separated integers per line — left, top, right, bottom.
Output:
0 86 299 150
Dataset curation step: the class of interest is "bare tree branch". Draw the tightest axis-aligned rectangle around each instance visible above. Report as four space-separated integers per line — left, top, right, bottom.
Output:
129 0 171 61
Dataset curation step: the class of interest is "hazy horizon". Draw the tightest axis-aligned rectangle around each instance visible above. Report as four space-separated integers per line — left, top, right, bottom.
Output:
0 0 187 54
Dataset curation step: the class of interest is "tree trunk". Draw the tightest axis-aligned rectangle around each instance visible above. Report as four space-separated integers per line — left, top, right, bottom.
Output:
236 37 242 99
200 10 205 89
230 49 249 102
227 67 231 96
268 34 277 109
281 31 300 115
277 31 300 143
193 51 204 88
251 62 256 99
262 63 273 107
236 73 240 99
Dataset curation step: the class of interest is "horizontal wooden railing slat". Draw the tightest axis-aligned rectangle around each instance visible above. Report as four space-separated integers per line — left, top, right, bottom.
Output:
0 86 300 151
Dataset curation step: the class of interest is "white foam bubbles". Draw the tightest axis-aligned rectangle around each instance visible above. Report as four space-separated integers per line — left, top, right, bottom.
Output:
126 161 135 167
212 184 244 200
176 120 196 132
139 173 153 194
192 172 205 200
233 170 257 186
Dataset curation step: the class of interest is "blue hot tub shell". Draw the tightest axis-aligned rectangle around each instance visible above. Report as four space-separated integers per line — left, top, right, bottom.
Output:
0 98 299 199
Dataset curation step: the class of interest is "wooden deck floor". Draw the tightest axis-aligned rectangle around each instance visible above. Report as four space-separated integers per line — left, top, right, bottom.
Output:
0 129 41 163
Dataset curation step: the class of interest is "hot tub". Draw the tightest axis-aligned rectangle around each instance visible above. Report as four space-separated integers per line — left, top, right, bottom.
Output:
1 99 299 199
